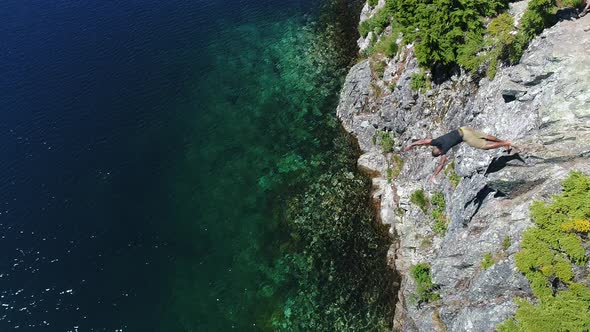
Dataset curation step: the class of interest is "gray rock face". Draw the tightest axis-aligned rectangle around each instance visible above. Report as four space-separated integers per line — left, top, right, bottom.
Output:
337 14 590 332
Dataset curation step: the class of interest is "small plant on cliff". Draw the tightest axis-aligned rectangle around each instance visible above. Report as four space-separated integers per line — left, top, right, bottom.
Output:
372 60 387 79
386 167 393 183
371 82 384 99
370 29 400 58
497 171 590 332
505 0 558 64
410 70 429 92
358 2 394 38
390 154 403 179
410 189 429 213
368 0 378 7
359 20 372 38
430 192 447 235
481 253 495 270
444 161 460 188
558 0 584 7
410 263 441 304
378 131 394 153
502 236 511 251
386 155 403 184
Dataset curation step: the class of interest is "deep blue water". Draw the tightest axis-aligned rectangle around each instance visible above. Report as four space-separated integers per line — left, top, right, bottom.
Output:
1 0 374 330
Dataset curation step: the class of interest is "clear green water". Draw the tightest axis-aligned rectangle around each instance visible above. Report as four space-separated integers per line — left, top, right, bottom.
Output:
160 1 394 330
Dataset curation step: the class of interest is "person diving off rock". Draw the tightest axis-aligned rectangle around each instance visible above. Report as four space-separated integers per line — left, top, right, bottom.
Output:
403 127 515 182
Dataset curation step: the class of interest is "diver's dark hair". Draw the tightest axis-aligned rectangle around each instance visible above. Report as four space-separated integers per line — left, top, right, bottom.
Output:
432 149 441 157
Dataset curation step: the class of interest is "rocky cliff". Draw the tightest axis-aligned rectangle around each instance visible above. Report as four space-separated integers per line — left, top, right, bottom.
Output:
337 5 590 331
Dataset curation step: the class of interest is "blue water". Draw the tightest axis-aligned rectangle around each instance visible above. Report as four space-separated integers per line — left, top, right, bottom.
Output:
1 0 393 330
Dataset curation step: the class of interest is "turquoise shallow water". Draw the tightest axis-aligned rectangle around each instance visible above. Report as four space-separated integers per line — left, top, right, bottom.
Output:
1 0 393 330
165 4 384 330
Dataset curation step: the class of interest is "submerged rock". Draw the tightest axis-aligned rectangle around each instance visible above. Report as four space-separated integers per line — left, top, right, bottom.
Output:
337 13 590 332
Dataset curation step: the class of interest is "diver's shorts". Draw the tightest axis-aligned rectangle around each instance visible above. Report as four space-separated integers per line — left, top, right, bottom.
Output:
460 127 488 149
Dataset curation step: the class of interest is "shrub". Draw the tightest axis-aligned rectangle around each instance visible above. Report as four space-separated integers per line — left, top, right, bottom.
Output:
481 253 495 270
393 0 509 68
456 31 486 72
457 13 516 79
488 12 516 45
368 0 557 73
486 13 516 79
497 171 590 331
410 263 441 304
410 189 429 213
368 0 378 7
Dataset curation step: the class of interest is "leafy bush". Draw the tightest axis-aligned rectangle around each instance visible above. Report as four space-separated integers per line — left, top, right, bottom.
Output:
368 0 379 7
521 0 556 40
481 253 495 270
410 189 429 213
456 12 516 79
366 0 557 73
433 219 447 235
456 31 486 72
497 171 590 331
410 263 441 304
486 13 516 78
